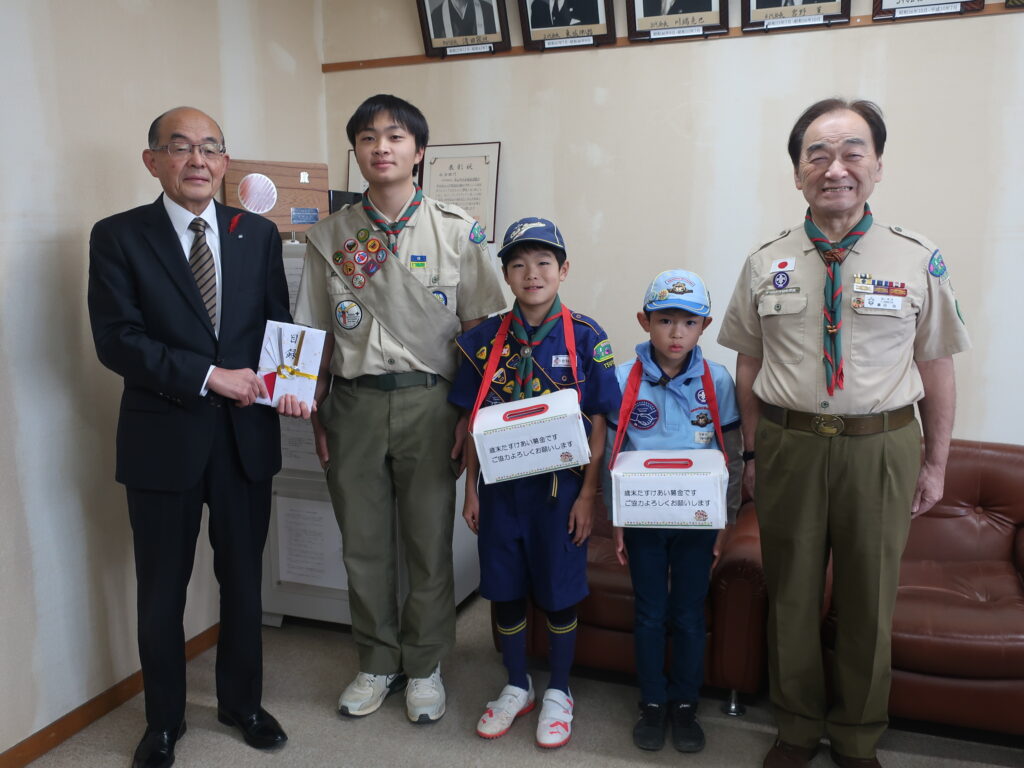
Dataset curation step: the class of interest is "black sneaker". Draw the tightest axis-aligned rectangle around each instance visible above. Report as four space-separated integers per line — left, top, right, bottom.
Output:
632 702 666 751
670 701 705 753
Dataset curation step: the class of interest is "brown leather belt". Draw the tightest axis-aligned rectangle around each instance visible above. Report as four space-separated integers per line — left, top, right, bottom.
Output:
761 403 915 437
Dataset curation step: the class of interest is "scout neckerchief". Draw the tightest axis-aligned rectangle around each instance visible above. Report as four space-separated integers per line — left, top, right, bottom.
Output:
510 296 565 400
362 186 423 256
607 357 726 471
469 301 579 431
803 203 873 396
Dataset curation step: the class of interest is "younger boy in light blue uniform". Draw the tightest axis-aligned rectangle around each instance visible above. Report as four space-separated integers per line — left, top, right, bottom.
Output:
605 269 743 754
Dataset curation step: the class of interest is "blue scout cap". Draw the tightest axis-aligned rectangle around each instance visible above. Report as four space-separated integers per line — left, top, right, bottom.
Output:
497 217 566 262
643 269 712 316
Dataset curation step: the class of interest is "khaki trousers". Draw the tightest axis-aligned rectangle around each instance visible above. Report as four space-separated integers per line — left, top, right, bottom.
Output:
755 415 920 758
322 377 459 678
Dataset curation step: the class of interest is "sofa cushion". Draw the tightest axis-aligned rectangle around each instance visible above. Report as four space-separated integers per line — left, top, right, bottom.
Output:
577 536 634 631
891 559 1024 678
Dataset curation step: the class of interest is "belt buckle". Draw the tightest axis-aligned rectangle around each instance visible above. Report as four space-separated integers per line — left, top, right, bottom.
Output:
812 414 845 437
377 373 398 391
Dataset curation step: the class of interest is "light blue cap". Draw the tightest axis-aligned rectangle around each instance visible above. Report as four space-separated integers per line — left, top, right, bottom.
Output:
643 269 711 316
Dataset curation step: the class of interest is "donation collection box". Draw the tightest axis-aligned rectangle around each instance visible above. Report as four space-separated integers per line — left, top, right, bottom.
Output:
472 388 590 485
611 450 727 529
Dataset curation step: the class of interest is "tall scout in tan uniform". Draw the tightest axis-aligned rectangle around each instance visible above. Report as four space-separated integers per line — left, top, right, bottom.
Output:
718 98 970 768
294 94 506 724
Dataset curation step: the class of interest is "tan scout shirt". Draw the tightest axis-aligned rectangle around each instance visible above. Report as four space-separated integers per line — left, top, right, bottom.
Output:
718 220 970 415
294 195 506 380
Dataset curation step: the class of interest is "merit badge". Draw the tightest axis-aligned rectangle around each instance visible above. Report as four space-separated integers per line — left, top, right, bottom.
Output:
410 254 427 269
770 258 796 272
351 273 366 289
492 368 507 384
531 379 542 392
928 250 947 279
344 238 358 253
476 346 488 360
502 344 511 357
469 221 487 244
629 400 659 430
356 228 370 242
366 238 382 253
691 412 711 427
506 354 521 370
353 251 369 265
341 260 356 276
695 388 708 405
332 251 345 264
502 381 514 394
432 290 447 305
593 339 613 364
335 300 363 330
772 272 790 290
361 260 380 277
375 251 387 264
551 354 569 368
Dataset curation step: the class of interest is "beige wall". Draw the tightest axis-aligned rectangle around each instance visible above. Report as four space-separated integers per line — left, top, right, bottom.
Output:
2 0 1021 756
0 0 325 753
323 0 1023 447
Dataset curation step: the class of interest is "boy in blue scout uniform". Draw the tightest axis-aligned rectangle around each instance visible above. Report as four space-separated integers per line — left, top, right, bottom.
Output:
604 270 743 754
448 217 620 748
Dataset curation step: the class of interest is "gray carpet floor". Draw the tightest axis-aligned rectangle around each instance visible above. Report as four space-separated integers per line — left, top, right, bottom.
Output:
31 595 1022 767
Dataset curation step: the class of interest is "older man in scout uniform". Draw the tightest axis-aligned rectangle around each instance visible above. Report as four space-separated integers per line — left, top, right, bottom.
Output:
718 98 970 768
294 94 505 724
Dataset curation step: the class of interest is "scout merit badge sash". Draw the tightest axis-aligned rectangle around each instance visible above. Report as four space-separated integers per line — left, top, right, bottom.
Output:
468 301 581 432
804 203 873 396
306 189 462 382
607 359 726 471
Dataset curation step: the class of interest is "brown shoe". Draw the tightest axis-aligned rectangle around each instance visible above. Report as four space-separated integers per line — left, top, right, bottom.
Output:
764 738 818 767
829 748 882 767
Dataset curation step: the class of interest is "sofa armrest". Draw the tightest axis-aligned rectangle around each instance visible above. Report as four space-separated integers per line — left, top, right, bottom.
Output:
706 502 768 694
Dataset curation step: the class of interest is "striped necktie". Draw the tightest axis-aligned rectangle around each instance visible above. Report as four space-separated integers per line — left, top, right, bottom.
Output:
188 217 217 329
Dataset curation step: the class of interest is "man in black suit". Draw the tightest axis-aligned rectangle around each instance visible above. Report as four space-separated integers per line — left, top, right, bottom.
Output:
530 0 600 27
430 0 498 37
88 107 303 768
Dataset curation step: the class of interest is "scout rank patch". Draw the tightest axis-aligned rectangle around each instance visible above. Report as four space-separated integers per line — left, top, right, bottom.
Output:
469 221 487 244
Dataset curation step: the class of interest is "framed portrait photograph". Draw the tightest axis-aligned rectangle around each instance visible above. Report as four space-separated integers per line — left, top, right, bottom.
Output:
627 0 729 40
741 0 850 32
871 0 982 21
420 143 501 243
418 0 512 57
1007 0 1024 8
518 0 616 50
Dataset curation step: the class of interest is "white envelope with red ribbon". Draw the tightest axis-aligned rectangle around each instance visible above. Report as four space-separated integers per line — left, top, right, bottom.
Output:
255 321 325 409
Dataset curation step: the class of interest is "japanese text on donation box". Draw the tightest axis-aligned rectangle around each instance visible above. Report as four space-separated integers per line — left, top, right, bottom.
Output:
611 451 727 529
472 388 590 484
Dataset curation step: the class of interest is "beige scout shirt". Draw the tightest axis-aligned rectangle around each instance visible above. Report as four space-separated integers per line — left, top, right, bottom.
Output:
294 194 506 380
718 220 970 415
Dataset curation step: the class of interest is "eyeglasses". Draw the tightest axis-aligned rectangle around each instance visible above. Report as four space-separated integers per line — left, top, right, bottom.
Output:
151 141 227 158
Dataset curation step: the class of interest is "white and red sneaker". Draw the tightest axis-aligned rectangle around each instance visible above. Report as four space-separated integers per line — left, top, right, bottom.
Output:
536 688 573 749
476 676 535 739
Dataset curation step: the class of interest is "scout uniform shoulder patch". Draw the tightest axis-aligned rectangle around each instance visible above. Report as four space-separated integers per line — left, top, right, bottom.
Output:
593 339 613 364
469 221 487 244
927 250 948 279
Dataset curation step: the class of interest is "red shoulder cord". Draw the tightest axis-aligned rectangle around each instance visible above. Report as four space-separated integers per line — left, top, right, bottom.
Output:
468 306 580 432
607 359 727 471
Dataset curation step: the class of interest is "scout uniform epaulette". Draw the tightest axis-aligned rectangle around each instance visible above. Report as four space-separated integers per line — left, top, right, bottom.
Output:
887 223 937 252
749 227 795 257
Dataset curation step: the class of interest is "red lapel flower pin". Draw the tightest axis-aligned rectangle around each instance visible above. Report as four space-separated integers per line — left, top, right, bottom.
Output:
229 213 244 234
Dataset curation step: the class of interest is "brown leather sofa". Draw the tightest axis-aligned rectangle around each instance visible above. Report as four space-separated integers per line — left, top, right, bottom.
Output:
516 439 1024 734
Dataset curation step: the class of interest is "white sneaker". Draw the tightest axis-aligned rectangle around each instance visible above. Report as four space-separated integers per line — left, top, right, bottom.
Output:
536 688 573 749
476 676 536 739
338 671 407 717
406 664 446 723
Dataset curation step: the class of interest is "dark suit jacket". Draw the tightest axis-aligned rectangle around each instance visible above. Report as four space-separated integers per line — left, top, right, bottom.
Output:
430 0 497 37
530 0 600 27
643 0 713 14
88 197 290 492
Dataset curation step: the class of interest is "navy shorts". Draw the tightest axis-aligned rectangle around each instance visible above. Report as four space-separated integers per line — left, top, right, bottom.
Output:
476 470 589 612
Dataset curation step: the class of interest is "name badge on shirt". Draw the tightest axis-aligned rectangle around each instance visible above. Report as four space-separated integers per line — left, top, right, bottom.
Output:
861 294 903 311
551 354 570 367
694 430 714 445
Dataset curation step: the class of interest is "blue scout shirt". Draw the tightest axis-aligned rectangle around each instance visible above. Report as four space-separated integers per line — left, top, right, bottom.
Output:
450 310 621 438
607 341 740 452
